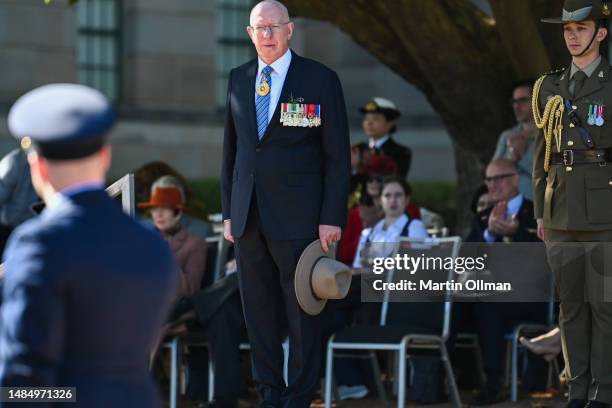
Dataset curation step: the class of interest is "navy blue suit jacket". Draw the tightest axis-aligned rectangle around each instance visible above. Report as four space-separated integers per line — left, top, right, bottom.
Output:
0 188 177 407
221 50 351 240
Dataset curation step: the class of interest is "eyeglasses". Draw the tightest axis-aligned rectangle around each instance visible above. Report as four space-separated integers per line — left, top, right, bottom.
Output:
509 97 530 106
250 22 290 35
484 173 517 184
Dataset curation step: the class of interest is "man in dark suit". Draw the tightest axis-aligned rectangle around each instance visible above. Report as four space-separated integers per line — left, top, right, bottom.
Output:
220 1 350 406
0 84 178 407
355 97 412 179
467 159 540 243
466 159 548 404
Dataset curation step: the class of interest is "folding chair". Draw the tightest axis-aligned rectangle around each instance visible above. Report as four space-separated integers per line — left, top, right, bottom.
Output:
163 233 227 408
324 237 462 408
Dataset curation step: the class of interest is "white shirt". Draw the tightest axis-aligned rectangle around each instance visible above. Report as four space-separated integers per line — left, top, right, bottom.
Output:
483 194 523 242
255 48 292 123
369 135 390 149
352 213 429 268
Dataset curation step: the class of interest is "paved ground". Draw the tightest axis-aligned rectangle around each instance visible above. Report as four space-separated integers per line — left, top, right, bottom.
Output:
162 389 567 408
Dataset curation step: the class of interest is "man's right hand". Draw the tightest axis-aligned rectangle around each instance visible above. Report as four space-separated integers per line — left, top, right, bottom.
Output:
224 219 234 243
536 218 545 241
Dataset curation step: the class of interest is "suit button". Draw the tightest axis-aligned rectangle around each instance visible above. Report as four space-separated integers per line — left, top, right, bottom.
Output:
255 148 261 152
568 140 574 146
250 173 254 178
566 166 573 172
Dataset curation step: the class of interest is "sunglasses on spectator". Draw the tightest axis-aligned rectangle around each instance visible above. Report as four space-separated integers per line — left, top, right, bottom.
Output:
484 173 517 184
367 175 384 183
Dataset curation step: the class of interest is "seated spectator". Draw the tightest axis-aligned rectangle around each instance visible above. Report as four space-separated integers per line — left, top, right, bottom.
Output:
339 155 421 265
134 160 214 238
465 159 548 405
0 148 39 254
493 79 537 200
139 175 206 299
333 177 428 401
353 176 428 270
356 97 412 178
141 177 245 408
467 160 539 243
338 154 395 265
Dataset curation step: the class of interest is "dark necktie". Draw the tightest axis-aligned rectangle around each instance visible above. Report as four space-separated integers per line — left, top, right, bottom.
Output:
573 70 587 98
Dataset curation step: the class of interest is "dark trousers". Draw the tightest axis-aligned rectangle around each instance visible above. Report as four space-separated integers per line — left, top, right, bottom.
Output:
206 293 247 405
235 199 320 408
473 302 549 392
545 229 612 403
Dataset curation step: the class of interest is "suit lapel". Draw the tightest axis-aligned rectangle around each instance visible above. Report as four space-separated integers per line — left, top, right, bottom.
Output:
259 50 302 144
244 60 259 144
575 58 609 100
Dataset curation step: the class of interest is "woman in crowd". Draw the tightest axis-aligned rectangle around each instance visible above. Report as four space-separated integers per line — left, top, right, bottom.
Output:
139 175 207 300
332 176 429 401
353 176 428 269
339 155 400 265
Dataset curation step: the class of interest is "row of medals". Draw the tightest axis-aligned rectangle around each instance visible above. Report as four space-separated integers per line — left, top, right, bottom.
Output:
587 104 605 127
257 79 321 127
281 110 321 128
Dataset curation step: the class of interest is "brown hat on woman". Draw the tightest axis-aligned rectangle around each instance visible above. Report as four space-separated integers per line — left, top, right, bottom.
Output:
137 175 187 210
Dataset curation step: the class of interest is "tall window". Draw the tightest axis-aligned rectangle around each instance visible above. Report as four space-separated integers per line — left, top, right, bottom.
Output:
77 0 121 102
217 0 255 108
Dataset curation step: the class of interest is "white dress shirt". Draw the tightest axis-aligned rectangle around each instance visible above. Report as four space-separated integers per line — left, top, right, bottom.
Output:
255 48 292 123
369 135 390 149
352 213 429 268
483 194 523 242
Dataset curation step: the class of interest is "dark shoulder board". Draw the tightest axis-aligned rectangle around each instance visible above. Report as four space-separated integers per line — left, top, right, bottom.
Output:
543 67 566 76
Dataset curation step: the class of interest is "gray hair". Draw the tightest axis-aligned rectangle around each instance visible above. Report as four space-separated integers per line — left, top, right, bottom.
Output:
151 175 186 202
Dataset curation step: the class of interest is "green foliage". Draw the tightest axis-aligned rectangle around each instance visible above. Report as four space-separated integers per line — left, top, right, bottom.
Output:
188 178 222 215
410 181 456 214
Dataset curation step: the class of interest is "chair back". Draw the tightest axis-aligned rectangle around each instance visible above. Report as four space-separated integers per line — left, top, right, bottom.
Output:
378 236 461 341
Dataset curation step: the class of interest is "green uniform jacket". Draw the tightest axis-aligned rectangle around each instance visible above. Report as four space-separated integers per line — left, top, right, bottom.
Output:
533 58 612 231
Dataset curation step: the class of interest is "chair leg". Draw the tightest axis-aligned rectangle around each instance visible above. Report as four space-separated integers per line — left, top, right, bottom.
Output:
282 339 289 385
397 345 407 408
441 343 461 408
511 336 519 402
169 337 181 408
208 347 215 401
369 351 388 407
324 339 334 408
472 337 487 388
393 350 399 397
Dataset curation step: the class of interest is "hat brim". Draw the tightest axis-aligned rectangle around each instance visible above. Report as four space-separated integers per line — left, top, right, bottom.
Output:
294 240 337 316
359 107 401 121
137 202 188 211
541 17 568 23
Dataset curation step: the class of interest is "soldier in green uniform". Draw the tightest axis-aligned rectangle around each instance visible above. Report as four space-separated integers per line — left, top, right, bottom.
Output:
534 1 612 407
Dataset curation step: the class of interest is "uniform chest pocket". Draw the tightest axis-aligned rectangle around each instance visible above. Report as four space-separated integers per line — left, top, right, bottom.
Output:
585 171 612 224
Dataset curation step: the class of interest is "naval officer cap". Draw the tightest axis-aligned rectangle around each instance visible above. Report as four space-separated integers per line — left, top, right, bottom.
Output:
8 83 115 160
542 0 611 23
